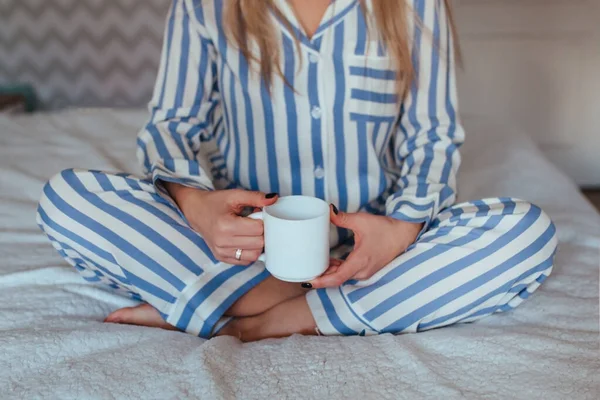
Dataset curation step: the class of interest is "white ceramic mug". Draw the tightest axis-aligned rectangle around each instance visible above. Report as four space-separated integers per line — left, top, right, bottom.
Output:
249 196 330 282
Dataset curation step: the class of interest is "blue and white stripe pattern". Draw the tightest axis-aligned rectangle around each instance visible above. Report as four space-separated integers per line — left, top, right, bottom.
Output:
310 197 557 335
37 0 557 338
137 0 463 237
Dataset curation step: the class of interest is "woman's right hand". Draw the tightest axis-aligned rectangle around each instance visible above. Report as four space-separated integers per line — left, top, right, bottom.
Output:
165 183 278 265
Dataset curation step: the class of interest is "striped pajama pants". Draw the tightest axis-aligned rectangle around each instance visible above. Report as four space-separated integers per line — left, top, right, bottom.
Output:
37 169 558 338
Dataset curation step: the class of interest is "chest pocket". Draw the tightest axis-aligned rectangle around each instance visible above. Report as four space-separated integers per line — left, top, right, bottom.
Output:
347 54 400 122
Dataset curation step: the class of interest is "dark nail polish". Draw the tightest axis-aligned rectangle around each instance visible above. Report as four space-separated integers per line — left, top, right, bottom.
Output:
331 204 339 215
265 193 278 199
301 283 313 289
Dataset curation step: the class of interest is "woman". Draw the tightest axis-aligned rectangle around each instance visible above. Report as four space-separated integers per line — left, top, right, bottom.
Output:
37 0 557 342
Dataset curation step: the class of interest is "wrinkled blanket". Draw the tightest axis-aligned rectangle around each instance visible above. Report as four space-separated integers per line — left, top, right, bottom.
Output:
0 109 598 399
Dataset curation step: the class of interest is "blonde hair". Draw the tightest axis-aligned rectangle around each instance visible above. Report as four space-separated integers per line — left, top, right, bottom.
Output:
224 0 460 99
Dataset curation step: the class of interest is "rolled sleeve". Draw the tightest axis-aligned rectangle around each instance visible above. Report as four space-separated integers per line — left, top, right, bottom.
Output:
136 0 220 198
386 0 465 232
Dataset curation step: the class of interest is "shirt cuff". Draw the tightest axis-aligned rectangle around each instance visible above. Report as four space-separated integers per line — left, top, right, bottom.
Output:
150 161 215 207
385 194 438 237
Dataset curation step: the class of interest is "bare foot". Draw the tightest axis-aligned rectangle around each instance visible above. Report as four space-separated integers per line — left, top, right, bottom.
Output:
104 303 179 331
219 295 317 342
225 259 340 318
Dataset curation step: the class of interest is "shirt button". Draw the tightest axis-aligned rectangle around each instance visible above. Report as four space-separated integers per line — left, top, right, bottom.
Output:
308 53 320 64
314 166 325 179
311 106 322 120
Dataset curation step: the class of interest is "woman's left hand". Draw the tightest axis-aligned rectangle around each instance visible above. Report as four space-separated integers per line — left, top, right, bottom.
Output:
309 206 423 289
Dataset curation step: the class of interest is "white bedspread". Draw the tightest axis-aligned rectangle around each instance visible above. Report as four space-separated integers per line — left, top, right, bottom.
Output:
0 109 598 399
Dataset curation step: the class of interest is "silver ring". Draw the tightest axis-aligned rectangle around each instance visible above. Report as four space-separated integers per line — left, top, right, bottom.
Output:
235 248 243 261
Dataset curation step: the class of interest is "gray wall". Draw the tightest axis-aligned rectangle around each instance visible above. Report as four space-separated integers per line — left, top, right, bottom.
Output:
0 0 170 109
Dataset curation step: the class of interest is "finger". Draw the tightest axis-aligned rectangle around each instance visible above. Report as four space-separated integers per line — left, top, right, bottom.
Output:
310 253 363 288
216 235 264 250
329 258 343 267
220 215 264 236
227 189 279 210
239 249 262 263
313 260 342 278
329 204 357 230
310 267 356 289
322 265 340 276
222 248 262 263
213 249 246 265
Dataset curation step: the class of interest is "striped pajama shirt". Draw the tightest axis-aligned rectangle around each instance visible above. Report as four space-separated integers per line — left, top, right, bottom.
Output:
37 0 557 338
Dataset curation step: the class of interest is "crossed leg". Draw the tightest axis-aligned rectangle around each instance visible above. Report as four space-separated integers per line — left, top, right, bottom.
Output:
105 276 311 333
37 169 556 342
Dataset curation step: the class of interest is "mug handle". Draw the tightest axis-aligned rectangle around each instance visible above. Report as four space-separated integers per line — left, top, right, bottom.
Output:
248 212 266 263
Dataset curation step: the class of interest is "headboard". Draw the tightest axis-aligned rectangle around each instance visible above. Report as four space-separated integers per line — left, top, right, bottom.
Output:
0 0 169 109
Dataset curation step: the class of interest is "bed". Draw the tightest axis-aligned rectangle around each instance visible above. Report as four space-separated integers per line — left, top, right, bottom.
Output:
0 109 598 399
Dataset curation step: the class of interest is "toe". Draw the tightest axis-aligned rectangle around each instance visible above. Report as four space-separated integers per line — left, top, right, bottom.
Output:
104 304 179 331
104 308 130 323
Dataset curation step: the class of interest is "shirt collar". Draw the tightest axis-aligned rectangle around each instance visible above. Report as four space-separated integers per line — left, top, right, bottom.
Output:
273 0 358 46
